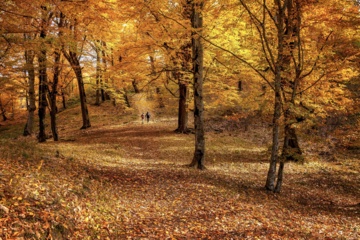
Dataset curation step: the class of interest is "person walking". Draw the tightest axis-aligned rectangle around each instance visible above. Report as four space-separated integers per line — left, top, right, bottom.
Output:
145 112 150 123
141 113 145 124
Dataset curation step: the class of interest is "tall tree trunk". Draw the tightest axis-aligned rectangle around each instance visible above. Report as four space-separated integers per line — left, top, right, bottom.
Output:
61 14 91 130
265 68 282 191
189 1 205 170
62 51 91 129
95 45 102 106
174 1 193 133
37 6 49 143
265 0 285 191
101 41 110 101
23 47 36 136
280 0 303 164
75 66 91 129
49 50 61 141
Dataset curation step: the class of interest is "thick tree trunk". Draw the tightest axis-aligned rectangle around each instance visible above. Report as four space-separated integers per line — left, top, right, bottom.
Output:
23 48 36 136
189 1 205 170
175 82 189 133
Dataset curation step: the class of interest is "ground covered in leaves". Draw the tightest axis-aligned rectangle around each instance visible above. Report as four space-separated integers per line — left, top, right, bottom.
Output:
0 105 359 239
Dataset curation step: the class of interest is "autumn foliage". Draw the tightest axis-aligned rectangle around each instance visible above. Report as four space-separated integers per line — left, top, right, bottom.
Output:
0 0 359 238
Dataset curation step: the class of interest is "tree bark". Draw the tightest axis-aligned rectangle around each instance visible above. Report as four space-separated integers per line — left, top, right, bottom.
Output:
274 161 284 193
61 90 67 109
62 51 91 129
61 14 91 130
37 6 49 143
265 0 285 191
173 1 193 133
23 46 36 136
175 82 189 133
189 1 205 170
280 0 303 164
95 44 102 106
74 66 91 129
265 68 282 191
281 120 302 162
49 50 61 141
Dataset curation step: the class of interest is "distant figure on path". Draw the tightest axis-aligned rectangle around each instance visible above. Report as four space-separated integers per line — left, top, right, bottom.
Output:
145 112 150 123
141 113 145 124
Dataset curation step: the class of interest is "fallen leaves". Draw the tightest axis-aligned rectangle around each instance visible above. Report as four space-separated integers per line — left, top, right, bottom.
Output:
0 112 359 239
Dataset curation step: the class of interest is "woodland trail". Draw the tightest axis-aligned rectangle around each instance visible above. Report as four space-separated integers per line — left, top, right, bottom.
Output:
0 117 359 239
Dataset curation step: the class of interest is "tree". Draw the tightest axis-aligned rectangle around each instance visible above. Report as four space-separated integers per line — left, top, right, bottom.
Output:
189 0 205 169
23 34 36 136
37 5 51 143
60 13 91 129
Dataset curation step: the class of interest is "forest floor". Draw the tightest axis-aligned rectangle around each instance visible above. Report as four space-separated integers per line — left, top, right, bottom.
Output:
0 103 359 239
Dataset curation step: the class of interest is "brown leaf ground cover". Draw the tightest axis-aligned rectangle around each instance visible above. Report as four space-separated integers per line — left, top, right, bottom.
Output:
0 104 359 239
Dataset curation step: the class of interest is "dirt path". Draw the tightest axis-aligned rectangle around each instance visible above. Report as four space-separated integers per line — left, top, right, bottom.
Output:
1 116 359 239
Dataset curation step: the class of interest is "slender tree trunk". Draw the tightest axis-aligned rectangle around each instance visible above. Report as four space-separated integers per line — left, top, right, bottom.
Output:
189 1 205 170
265 0 285 190
265 69 282 191
61 90 66 109
49 50 61 141
95 45 101 106
61 14 91 130
175 82 189 133
274 161 284 193
101 41 110 101
74 66 91 129
38 6 49 143
123 88 131 108
23 48 36 136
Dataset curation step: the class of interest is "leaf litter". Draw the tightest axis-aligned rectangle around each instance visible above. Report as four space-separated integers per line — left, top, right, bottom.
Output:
0 107 359 239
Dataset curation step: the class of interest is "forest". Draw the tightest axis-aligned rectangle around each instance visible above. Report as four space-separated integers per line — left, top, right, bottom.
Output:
0 0 359 239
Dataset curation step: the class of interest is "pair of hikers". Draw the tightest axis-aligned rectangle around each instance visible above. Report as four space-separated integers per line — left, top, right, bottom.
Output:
141 112 151 124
